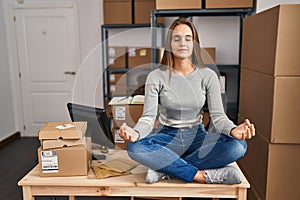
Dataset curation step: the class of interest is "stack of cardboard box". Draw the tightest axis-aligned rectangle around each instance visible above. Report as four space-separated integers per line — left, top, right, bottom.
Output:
238 4 300 200
156 0 254 10
104 0 163 24
38 122 91 177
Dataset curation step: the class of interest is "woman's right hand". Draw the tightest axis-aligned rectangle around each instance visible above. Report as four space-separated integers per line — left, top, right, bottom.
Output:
118 123 140 142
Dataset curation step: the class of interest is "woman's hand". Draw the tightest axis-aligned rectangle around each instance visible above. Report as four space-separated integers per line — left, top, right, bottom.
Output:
118 123 140 142
230 119 255 140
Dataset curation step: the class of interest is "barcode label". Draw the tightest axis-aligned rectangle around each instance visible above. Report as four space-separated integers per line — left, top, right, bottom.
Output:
41 150 59 173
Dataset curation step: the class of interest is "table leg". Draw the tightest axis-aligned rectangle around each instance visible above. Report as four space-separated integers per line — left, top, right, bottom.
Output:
22 186 34 200
69 196 75 200
237 188 247 200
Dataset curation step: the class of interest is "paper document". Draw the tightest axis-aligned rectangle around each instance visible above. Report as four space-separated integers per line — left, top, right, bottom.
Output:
108 95 144 105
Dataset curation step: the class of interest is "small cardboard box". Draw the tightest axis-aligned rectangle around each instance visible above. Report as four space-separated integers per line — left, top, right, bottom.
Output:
128 47 152 68
108 46 127 69
205 0 253 9
156 0 202 10
109 73 127 96
39 122 87 140
242 4 300 76
38 141 91 177
103 0 132 24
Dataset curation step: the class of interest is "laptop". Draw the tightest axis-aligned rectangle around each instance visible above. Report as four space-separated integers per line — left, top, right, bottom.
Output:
67 103 115 149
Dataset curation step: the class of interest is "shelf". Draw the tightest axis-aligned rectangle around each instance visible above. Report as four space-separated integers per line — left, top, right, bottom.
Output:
206 64 239 69
101 23 165 29
105 68 129 73
151 8 253 17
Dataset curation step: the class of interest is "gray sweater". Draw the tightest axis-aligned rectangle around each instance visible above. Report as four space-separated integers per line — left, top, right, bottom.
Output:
133 66 236 138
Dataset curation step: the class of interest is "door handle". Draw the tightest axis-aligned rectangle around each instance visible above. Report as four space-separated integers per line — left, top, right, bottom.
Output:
64 71 76 75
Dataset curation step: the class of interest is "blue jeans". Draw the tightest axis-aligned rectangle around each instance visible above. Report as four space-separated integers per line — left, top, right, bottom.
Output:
126 124 247 182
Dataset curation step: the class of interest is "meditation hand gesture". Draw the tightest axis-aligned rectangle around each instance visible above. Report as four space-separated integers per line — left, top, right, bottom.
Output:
118 123 140 142
230 119 255 140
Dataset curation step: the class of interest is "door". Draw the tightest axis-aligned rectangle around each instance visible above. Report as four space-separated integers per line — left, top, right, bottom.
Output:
14 7 80 136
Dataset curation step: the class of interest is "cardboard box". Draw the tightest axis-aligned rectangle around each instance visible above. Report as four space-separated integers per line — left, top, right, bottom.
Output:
39 122 87 140
111 104 143 150
109 73 127 85
41 137 86 150
105 99 113 119
109 73 127 96
111 104 144 128
38 143 91 177
156 0 202 10
103 0 132 24
239 69 300 144
110 84 128 96
241 4 300 76
205 0 253 9
134 0 155 24
108 46 127 69
112 127 128 150
134 0 164 24
237 119 300 200
128 47 152 68
201 47 216 64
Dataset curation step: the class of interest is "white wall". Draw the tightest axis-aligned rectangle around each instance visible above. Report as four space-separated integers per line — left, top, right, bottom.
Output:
0 0 16 141
257 0 300 13
74 0 103 107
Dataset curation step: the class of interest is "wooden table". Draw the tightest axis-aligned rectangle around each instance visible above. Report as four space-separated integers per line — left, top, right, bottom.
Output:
18 150 250 200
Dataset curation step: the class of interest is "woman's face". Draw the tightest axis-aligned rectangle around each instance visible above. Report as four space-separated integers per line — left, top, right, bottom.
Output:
171 24 194 60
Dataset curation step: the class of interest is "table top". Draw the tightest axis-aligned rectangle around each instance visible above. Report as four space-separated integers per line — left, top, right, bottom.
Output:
18 149 250 189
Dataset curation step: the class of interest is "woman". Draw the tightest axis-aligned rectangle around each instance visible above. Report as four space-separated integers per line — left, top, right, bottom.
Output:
118 18 255 184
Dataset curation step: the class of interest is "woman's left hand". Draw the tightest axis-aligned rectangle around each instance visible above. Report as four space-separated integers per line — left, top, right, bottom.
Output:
230 119 255 140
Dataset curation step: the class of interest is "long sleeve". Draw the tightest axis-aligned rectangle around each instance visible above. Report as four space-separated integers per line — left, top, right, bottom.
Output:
133 71 161 138
205 70 236 136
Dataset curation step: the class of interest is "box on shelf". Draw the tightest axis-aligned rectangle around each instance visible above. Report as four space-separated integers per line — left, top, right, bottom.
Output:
134 0 164 24
242 4 300 76
205 0 253 9
128 47 152 68
105 99 113 119
108 46 127 69
39 122 87 140
239 69 300 144
201 47 216 64
109 73 127 85
38 143 91 177
103 0 132 24
110 84 128 96
156 0 202 10
237 116 300 200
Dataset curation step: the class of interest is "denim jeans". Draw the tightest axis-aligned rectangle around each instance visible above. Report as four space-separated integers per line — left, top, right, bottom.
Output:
126 123 247 182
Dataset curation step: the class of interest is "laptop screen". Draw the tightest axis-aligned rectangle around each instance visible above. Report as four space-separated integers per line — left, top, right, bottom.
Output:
67 103 115 149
